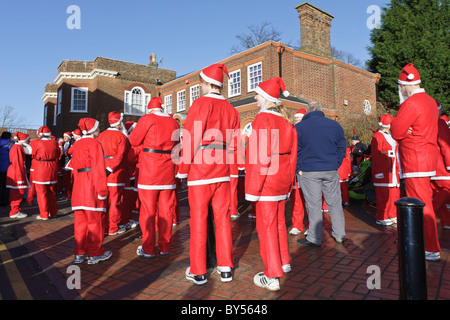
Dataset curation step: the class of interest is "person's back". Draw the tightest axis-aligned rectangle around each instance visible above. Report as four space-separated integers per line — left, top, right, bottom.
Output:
0 133 14 173
296 110 346 172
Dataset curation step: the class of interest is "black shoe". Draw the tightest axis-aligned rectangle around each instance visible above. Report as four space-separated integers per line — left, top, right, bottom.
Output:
217 267 233 282
186 267 207 285
297 238 321 247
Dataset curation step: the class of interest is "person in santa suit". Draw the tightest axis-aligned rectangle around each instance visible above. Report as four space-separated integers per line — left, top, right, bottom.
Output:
431 106 450 230
245 77 297 292
390 63 441 261
66 118 112 265
6 132 31 219
177 64 240 285
129 97 180 258
97 112 131 236
289 108 307 235
30 126 60 220
338 147 352 206
371 114 400 226
122 121 140 230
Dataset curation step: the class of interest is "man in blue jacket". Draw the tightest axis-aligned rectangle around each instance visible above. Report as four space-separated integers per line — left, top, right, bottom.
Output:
1 131 15 205
295 102 347 246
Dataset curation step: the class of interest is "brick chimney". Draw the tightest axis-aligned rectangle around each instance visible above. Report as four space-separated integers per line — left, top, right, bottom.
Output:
295 2 334 58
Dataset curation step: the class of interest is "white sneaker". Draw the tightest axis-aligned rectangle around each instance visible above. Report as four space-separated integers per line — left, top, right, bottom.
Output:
376 219 393 226
248 213 256 219
289 228 301 235
185 267 207 285
36 215 48 221
88 250 112 265
282 264 292 273
10 212 27 219
230 212 240 220
217 266 233 282
389 217 397 224
425 251 440 261
253 272 280 291
108 226 126 236
136 246 155 258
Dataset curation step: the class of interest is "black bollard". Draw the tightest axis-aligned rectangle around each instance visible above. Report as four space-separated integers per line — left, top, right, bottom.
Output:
394 197 427 300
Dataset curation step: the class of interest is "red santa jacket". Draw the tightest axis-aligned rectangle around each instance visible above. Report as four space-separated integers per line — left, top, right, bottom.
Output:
371 130 400 187
391 89 439 178
129 112 180 189
66 136 108 212
177 94 241 186
30 138 60 185
245 110 297 201
338 147 352 183
97 128 130 187
431 118 450 181
6 143 29 189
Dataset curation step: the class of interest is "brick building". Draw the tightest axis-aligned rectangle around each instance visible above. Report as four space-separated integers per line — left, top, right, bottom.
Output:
42 56 176 138
160 2 380 137
42 2 380 139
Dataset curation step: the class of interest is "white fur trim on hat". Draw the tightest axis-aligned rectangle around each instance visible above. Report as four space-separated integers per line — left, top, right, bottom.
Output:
82 120 99 135
398 79 421 85
200 71 223 88
110 113 123 127
254 86 282 105
378 122 391 128
283 91 290 97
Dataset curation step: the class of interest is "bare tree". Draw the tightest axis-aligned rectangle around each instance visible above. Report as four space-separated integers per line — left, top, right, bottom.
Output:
230 21 282 54
0 105 27 129
331 46 364 69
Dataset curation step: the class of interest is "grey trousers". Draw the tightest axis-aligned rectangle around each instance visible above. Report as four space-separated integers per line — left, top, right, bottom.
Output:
299 170 346 245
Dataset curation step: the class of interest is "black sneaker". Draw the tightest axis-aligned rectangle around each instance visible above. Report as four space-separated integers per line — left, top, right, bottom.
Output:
297 238 321 247
185 267 207 285
217 267 233 282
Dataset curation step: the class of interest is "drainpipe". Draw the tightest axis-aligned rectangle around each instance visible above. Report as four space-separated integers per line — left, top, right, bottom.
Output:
277 44 285 78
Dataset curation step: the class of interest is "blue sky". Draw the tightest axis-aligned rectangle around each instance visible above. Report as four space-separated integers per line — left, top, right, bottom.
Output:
0 0 390 130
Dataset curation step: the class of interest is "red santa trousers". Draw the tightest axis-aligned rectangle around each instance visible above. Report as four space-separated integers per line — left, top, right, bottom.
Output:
106 186 124 234
62 170 72 199
139 188 176 255
403 177 440 253
188 182 233 276
230 177 239 216
341 182 350 203
74 210 106 257
26 182 35 204
290 187 306 231
9 188 26 216
35 183 57 219
431 180 450 227
173 184 180 225
255 200 290 278
374 186 400 221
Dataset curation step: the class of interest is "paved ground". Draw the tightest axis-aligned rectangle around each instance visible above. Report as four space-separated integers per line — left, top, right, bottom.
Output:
0 187 449 304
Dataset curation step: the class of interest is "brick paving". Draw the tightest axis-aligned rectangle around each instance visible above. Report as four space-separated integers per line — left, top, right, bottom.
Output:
1 188 449 301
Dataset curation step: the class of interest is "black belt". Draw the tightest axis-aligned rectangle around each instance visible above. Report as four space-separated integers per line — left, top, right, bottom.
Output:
199 144 225 150
36 159 57 162
77 168 92 173
143 148 172 154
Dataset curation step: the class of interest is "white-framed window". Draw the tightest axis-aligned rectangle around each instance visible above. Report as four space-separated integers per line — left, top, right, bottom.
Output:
363 99 372 115
190 85 200 106
247 62 262 92
57 89 62 115
71 87 88 113
124 87 150 116
242 122 253 138
164 94 173 114
228 69 241 97
177 89 186 112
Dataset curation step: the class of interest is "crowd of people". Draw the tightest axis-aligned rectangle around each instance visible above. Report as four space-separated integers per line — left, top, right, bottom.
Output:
1 62 448 291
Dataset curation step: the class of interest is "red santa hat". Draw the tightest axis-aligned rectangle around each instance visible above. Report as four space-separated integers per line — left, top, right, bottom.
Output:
72 129 82 138
294 108 307 119
440 114 449 124
38 125 52 137
378 114 395 128
125 121 137 133
17 132 30 143
200 63 230 88
255 77 290 105
78 118 99 135
147 97 164 112
63 132 72 139
398 63 421 85
109 111 123 127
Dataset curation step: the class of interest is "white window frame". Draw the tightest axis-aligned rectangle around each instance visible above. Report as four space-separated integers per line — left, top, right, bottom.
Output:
190 85 200 107
177 89 186 112
164 94 173 114
70 87 89 113
228 69 241 97
124 86 151 116
247 62 262 92
57 89 62 115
